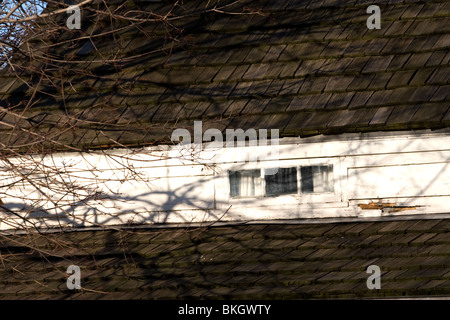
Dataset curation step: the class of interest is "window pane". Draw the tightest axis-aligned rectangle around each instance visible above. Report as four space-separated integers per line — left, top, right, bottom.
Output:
265 167 298 195
229 169 262 197
301 165 333 193
300 166 314 193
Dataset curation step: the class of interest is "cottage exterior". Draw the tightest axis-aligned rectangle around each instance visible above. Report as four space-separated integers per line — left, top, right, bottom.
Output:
0 0 448 299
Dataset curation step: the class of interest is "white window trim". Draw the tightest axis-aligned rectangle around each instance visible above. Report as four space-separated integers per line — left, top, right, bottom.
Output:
225 159 342 207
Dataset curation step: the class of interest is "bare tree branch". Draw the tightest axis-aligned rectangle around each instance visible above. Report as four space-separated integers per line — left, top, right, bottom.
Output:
0 0 92 23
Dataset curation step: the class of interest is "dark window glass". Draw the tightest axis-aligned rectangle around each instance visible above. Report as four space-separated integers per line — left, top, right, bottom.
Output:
265 167 298 195
300 166 314 193
301 165 333 193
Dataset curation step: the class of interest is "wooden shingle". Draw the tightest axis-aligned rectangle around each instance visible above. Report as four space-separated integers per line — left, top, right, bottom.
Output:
0 0 447 152
0 217 449 299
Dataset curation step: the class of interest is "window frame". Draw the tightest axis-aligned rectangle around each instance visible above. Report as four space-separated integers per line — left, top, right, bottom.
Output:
228 168 264 198
264 166 299 197
299 164 335 195
228 163 336 201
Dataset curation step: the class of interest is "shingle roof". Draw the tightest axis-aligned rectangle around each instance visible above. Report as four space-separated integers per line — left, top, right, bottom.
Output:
0 0 448 153
1 217 449 299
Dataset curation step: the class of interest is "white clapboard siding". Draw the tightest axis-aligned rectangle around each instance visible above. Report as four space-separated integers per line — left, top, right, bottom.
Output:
1 129 450 230
348 162 450 199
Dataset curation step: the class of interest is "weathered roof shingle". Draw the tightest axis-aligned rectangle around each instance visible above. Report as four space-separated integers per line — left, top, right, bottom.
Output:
0 217 449 299
0 0 448 153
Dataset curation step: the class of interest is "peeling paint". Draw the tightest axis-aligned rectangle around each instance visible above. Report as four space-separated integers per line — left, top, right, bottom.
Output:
358 201 418 213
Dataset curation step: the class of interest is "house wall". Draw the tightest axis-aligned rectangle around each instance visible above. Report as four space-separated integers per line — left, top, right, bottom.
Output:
1 130 450 230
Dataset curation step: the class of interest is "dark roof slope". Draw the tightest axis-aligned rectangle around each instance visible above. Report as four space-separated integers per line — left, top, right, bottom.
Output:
0 0 448 153
0 217 449 299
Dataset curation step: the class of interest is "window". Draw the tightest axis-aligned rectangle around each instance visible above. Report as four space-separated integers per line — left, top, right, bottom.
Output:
229 169 263 198
300 165 334 193
229 165 333 198
265 167 298 195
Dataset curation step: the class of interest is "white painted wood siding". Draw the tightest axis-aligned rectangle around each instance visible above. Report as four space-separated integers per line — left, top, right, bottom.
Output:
1 130 450 229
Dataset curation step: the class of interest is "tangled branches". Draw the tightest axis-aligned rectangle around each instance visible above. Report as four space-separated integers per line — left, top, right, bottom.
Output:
0 0 258 233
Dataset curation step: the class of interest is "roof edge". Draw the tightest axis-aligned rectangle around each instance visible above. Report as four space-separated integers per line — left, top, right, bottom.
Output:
3 212 450 236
